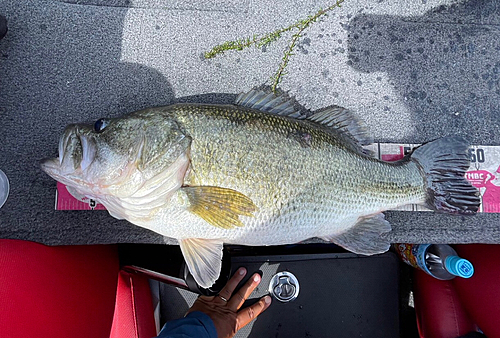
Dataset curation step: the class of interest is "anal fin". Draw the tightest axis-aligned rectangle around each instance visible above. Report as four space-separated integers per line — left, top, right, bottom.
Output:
179 238 224 289
325 213 392 255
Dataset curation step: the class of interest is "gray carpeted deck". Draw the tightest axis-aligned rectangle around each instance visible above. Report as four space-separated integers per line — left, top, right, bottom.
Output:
0 0 499 245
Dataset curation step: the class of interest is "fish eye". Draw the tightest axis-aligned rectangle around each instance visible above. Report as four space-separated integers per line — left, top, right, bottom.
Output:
94 118 109 133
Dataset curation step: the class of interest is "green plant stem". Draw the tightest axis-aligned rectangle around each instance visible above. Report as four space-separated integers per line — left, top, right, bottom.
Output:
204 1 344 60
204 23 298 60
271 1 345 92
204 1 346 92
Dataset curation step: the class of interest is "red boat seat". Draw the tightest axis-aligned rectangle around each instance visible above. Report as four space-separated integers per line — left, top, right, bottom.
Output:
413 244 500 338
0 239 157 338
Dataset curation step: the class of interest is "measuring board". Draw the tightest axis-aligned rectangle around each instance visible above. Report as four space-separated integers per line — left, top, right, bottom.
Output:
54 143 500 213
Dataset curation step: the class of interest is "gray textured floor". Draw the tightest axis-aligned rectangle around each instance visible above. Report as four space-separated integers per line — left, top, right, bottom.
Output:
0 0 499 245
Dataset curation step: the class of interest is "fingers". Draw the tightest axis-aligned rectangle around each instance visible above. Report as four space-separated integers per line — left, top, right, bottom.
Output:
216 267 247 303
227 273 261 311
236 296 272 330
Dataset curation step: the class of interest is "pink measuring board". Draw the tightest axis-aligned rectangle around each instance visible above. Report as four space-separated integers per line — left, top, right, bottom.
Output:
55 143 500 213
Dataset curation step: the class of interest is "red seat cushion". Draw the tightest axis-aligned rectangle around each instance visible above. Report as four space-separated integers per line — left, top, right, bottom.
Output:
110 270 157 338
413 268 476 338
414 244 500 338
0 239 119 338
453 244 500 338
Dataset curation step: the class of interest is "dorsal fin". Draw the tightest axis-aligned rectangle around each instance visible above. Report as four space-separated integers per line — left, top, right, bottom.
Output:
235 87 373 152
235 88 306 119
307 107 373 146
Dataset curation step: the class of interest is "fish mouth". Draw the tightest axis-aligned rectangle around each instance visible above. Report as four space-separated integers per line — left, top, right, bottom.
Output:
41 125 96 185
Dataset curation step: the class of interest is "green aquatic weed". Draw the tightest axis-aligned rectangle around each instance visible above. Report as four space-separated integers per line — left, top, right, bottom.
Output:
204 1 346 92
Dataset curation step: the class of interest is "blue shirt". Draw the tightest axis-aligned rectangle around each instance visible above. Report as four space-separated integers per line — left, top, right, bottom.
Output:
156 311 217 338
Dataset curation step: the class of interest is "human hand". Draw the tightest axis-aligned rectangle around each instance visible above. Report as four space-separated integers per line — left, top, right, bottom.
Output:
186 267 272 338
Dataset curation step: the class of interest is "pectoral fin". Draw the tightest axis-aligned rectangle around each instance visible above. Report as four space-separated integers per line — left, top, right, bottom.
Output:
324 213 392 255
179 238 224 288
182 186 257 229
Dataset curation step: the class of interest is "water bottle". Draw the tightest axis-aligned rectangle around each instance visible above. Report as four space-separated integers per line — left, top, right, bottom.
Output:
394 243 474 280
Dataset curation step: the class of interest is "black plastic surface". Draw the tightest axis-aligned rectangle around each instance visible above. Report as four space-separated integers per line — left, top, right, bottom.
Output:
160 250 400 338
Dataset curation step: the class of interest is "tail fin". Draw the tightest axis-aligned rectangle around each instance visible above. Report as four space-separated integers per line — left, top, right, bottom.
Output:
410 136 480 214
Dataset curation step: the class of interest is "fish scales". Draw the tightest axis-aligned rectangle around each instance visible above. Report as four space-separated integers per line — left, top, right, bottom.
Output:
147 103 427 244
41 88 479 288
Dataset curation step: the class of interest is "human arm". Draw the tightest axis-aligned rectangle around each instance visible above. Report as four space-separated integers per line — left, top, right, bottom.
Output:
157 267 271 338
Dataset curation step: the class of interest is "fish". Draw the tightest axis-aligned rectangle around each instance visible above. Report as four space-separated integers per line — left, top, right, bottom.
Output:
41 88 480 288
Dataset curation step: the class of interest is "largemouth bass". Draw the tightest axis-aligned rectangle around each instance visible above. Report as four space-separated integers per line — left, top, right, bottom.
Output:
41 89 479 288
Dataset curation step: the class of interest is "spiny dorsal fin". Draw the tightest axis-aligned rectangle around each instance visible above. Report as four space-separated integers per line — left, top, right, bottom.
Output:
308 106 373 146
236 87 373 154
235 88 306 119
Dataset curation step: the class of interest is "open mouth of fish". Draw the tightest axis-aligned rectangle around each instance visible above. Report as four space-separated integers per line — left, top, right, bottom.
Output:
40 125 96 186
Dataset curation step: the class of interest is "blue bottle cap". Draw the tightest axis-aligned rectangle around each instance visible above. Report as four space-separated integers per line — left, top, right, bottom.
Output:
445 256 474 278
